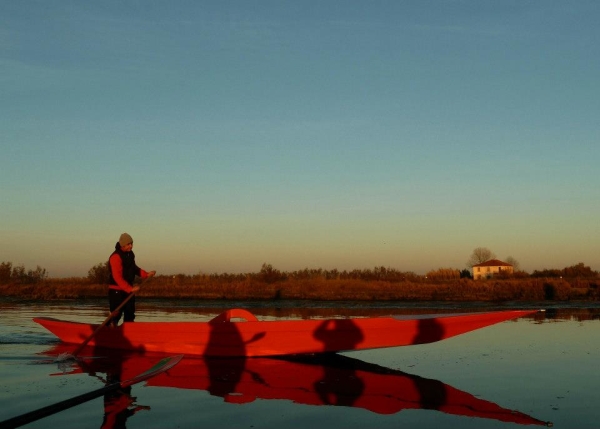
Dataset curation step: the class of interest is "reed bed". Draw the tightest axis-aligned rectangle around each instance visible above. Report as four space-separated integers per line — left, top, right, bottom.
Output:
1 276 597 302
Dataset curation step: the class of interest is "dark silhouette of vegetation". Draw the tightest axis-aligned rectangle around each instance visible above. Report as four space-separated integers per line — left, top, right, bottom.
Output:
259 263 286 283
544 283 556 300
0 261 47 284
87 261 110 284
531 262 597 279
459 269 472 279
1 260 598 302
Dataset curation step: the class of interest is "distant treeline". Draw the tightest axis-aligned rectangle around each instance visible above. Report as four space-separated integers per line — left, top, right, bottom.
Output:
0 261 598 302
1 260 597 285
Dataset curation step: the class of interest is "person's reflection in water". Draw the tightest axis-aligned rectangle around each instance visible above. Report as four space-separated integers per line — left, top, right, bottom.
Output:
313 320 366 406
88 323 148 429
101 372 150 429
313 354 365 407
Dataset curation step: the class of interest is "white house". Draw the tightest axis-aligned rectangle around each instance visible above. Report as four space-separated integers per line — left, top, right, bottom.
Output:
472 259 514 279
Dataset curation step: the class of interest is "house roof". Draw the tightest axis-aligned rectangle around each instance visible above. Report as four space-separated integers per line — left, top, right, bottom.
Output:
472 259 513 268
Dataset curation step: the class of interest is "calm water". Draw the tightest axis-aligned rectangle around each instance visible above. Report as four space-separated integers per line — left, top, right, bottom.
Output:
0 299 599 429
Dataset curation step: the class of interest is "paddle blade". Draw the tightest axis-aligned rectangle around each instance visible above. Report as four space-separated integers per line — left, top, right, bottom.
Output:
122 354 184 388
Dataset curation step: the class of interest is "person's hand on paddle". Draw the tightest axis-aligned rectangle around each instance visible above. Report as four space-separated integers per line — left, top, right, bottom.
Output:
131 271 155 294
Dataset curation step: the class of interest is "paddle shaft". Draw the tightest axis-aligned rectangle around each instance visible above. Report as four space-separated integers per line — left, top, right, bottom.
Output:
0 382 121 429
70 289 136 357
0 354 182 429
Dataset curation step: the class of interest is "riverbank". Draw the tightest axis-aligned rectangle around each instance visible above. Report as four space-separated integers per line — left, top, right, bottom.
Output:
1 276 597 302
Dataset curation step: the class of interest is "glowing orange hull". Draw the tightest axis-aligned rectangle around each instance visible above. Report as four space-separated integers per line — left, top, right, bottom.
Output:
34 309 537 357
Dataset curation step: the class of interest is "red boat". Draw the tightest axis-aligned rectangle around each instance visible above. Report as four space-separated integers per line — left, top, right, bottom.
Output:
34 309 537 357
44 346 551 426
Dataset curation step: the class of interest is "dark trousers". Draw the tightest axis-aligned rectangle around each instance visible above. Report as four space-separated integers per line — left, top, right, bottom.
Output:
108 289 136 326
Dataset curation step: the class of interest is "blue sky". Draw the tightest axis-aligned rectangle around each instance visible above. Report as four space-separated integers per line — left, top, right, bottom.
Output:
1 1 599 277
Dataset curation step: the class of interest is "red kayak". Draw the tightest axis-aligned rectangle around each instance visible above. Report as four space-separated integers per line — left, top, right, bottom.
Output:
43 346 551 426
34 308 538 357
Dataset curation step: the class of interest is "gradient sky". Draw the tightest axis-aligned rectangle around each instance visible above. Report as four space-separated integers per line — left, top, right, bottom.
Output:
1 1 599 278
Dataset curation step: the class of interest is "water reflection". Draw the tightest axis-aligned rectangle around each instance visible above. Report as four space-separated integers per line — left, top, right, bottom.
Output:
71 351 151 429
528 308 600 323
86 324 149 428
101 373 150 429
43 345 551 427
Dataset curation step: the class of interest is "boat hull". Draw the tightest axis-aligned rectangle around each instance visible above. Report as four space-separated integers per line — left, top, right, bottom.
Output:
34 309 537 357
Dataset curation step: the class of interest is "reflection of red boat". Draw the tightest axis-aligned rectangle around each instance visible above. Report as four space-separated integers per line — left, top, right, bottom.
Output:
44 346 551 426
34 309 537 357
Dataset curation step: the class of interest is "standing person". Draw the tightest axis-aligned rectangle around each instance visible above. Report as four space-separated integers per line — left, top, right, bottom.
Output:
108 233 155 327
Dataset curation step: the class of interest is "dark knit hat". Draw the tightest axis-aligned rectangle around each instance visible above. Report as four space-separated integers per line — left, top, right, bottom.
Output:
119 233 133 247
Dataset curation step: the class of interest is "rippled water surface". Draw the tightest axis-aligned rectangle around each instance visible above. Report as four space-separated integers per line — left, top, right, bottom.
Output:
1 299 598 429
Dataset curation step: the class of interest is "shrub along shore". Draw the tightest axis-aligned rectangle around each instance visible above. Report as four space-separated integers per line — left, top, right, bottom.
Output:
1 275 598 302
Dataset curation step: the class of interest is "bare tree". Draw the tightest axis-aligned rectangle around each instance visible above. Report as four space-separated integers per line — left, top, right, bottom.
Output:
505 256 520 271
466 247 496 268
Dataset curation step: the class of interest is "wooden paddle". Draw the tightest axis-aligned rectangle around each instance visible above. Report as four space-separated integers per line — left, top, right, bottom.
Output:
0 354 183 429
